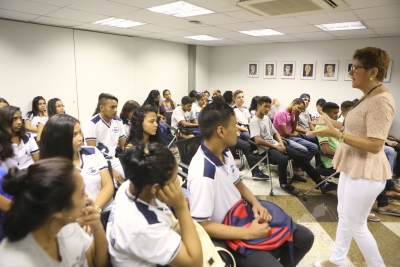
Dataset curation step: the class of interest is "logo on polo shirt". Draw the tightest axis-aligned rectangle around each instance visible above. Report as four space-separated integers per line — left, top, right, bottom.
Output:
87 167 99 175
112 126 119 133
230 165 235 174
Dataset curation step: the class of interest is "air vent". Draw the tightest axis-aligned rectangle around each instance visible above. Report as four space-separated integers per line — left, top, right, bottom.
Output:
226 0 349 17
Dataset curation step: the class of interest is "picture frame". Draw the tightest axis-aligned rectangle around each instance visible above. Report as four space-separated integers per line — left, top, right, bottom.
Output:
384 60 393 83
263 61 276 79
344 60 352 81
300 61 316 80
322 60 339 81
281 61 295 79
247 61 259 78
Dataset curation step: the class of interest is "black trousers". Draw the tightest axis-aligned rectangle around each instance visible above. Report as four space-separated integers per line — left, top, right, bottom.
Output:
213 223 314 267
229 138 261 175
376 179 396 208
386 137 400 177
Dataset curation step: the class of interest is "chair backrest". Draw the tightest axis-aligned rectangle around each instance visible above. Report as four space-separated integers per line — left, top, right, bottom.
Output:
100 210 111 232
175 135 203 166
164 112 172 126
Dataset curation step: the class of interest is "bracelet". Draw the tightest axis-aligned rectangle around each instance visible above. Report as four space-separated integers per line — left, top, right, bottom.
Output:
338 132 345 143
95 206 103 213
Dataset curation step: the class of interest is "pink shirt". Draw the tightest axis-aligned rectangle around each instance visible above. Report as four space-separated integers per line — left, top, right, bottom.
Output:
273 108 295 136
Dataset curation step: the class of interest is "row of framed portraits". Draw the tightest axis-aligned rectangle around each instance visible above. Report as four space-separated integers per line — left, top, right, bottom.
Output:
247 60 393 82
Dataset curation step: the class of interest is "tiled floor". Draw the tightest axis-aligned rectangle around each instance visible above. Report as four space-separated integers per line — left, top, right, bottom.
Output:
239 162 400 267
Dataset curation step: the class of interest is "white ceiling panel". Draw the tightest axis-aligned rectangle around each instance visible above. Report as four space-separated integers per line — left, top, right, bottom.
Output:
328 29 376 37
46 8 108 22
296 11 360 25
119 9 173 23
154 18 205 30
139 32 170 39
73 23 118 32
216 22 263 31
186 25 229 34
187 0 241 12
212 31 248 38
254 17 308 28
107 28 149 36
303 36 338 41
353 4 400 20
273 25 321 34
0 0 60 15
183 13 244 25
31 16 82 27
364 17 400 28
291 31 333 39
260 34 300 42
228 36 270 43
28 0 82 7
163 29 200 37
109 0 174 9
133 24 175 33
345 0 400 9
224 10 267 22
374 27 400 35
0 9 38 20
337 34 379 39
68 0 138 16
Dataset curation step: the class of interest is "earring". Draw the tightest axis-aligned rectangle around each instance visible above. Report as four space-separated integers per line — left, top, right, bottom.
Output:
370 77 373 81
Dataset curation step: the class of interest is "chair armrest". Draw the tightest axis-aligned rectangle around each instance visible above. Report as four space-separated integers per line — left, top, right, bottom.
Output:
178 169 188 180
179 162 189 170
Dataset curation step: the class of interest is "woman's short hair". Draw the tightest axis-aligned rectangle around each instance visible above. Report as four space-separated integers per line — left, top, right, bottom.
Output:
122 142 176 200
120 100 140 125
353 47 390 82
2 158 76 241
0 106 26 160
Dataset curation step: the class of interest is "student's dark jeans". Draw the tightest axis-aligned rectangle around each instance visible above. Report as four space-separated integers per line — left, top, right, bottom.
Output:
213 223 314 267
386 137 400 177
229 138 262 175
376 179 397 208
264 145 322 185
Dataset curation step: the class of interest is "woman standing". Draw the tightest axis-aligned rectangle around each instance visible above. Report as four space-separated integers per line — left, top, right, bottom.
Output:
0 158 109 267
40 114 114 212
0 106 39 171
25 96 48 139
310 47 394 267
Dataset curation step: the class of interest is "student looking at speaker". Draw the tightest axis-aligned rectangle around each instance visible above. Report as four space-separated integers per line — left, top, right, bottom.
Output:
36 98 66 141
119 100 140 140
40 114 114 212
106 142 202 267
0 158 109 267
0 106 39 172
24 96 48 139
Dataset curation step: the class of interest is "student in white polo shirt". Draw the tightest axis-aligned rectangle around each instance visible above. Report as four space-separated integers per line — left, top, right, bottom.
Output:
232 90 251 141
171 96 198 139
40 114 114 213
84 93 126 186
188 102 314 267
107 142 202 267
24 96 48 139
0 106 39 172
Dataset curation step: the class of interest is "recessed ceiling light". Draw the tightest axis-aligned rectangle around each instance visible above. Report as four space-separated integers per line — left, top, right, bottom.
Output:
93 17 146 28
315 21 366 31
184 35 223 41
239 29 284 36
148 1 214 18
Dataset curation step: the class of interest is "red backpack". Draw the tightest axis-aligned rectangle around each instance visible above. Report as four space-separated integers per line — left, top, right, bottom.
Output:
223 199 297 266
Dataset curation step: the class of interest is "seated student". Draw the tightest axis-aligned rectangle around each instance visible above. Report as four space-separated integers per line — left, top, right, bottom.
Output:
0 106 39 171
40 114 114 212
232 90 251 141
83 93 126 186
310 98 326 121
37 98 66 141
270 98 280 119
385 133 400 180
119 100 140 139
171 96 198 139
212 89 221 99
0 98 9 109
273 98 318 164
25 96 48 139
0 158 108 267
189 90 198 103
203 90 211 104
223 90 235 106
296 93 315 134
337 100 353 123
187 101 314 266
249 96 260 118
161 89 177 114
192 92 207 118
106 142 202 267
250 97 336 195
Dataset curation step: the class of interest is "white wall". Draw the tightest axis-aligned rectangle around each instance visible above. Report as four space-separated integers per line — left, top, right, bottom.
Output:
196 45 211 92
207 37 400 133
0 19 189 124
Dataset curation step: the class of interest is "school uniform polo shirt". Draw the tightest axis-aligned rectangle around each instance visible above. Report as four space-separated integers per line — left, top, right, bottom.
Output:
188 142 241 224
107 181 181 267
233 105 251 126
0 133 38 172
25 114 48 138
83 114 125 160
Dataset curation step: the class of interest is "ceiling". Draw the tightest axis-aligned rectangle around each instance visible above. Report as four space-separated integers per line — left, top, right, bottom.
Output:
0 0 399 46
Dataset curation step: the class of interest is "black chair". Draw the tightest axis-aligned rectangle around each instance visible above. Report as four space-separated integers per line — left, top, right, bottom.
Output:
175 135 203 186
163 111 180 147
100 210 111 232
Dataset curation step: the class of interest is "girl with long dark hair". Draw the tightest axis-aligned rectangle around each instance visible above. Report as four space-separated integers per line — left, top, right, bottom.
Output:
119 100 140 139
37 98 65 141
143 90 164 122
161 89 176 114
25 96 48 138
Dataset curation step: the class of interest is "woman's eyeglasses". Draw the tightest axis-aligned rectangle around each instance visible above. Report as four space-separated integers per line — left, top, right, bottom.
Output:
350 65 366 72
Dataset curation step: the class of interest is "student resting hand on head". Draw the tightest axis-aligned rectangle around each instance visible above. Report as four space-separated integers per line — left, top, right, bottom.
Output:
24 96 48 139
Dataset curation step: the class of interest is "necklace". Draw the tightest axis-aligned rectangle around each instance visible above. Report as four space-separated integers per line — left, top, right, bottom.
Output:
342 83 382 130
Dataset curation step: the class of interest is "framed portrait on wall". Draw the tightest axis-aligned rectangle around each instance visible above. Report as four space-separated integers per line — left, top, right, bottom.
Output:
263 61 276 79
247 61 259 78
281 61 295 79
322 61 339 81
344 60 352 81
384 60 393 83
300 61 316 80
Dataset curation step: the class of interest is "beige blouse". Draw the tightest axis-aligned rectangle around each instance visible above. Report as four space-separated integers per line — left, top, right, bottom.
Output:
332 92 395 180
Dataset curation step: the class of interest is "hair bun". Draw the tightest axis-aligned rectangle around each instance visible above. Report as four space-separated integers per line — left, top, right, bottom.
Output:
2 167 29 196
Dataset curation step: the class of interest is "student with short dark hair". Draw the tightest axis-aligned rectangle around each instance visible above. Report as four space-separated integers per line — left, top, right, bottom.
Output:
188 101 314 267
40 114 114 212
189 90 197 102
223 90 234 106
171 96 198 139
0 106 39 171
83 93 126 186
25 96 48 139
337 100 353 123
0 158 109 267
0 98 9 109
310 98 326 120
119 100 140 139
107 142 202 267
